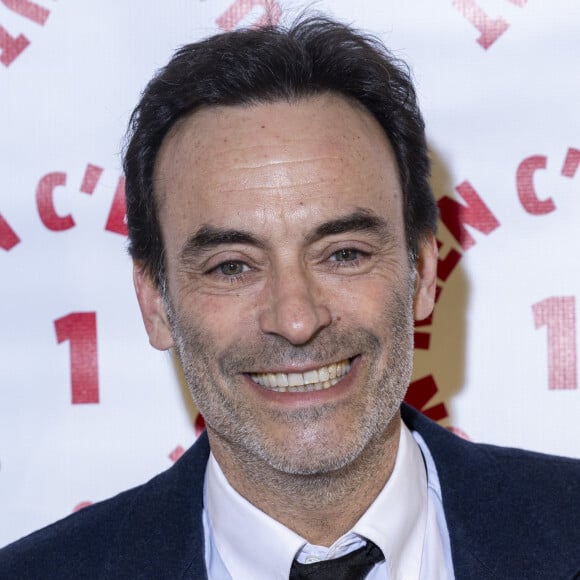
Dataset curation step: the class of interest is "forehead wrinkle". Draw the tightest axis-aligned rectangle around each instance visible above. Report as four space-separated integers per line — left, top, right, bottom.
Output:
215 157 348 196
195 128 361 176
232 155 343 171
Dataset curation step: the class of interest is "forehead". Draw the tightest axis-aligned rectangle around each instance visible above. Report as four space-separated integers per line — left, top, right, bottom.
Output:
153 94 403 236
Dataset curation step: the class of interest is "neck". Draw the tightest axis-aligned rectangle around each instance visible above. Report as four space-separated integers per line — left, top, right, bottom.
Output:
208 414 401 546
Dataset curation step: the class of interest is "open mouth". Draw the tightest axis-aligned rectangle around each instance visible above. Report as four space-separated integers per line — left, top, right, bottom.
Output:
248 359 352 393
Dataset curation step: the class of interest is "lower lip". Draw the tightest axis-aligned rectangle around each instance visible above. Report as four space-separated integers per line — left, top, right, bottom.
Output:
244 356 361 407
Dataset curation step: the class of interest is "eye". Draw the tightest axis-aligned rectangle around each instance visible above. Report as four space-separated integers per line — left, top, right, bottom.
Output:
330 248 363 262
211 261 250 277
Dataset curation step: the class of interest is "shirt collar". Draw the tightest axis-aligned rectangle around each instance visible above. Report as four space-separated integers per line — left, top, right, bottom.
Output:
204 420 428 579
205 453 304 579
351 421 428 577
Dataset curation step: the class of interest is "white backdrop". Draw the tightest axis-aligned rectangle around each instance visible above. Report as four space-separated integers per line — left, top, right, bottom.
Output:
1 0 579 548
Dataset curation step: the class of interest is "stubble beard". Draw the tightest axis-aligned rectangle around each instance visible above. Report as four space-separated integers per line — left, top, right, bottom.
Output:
166 275 415 479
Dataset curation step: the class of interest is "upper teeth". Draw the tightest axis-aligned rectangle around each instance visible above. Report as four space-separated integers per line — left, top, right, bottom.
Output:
249 359 351 393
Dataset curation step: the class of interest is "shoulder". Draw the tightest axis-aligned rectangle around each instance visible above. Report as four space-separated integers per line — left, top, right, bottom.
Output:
0 486 144 579
402 402 580 473
463 437 580 515
402 404 580 576
403 403 580 503
0 432 211 580
478 438 580 475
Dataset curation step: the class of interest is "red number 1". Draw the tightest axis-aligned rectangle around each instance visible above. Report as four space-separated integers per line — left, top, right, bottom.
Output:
532 297 577 390
54 312 99 403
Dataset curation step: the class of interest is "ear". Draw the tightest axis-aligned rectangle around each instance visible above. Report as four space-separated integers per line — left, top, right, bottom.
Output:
133 261 174 350
413 233 438 321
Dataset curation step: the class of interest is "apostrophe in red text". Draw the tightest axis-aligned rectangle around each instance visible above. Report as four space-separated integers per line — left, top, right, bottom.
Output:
80 164 104 195
561 147 580 179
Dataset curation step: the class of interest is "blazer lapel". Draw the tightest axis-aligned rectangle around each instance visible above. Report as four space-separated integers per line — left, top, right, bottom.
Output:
401 403 580 579
102 432 211 579
402 404 503 577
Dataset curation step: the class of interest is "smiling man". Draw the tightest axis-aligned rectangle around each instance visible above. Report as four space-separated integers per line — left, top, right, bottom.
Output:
1 15 580 580
137 93 438 561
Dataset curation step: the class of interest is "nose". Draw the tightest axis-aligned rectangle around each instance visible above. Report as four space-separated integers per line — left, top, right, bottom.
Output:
258 265 332 345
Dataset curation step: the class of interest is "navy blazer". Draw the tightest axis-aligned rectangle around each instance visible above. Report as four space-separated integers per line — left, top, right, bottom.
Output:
1 404 579 579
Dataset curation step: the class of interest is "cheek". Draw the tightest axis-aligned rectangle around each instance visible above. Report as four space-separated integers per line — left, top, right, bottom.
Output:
187 293 259 344
326 277 393 329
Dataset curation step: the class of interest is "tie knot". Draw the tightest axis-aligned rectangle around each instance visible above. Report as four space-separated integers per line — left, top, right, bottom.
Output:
290 540 385 580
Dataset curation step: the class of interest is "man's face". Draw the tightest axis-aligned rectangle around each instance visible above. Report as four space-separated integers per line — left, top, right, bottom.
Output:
136 94 436 476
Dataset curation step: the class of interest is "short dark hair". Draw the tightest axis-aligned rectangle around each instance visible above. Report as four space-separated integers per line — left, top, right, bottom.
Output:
124 15 438 286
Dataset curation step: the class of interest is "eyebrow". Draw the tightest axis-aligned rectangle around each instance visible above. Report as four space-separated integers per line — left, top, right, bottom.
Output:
179 226 265 264
305 208 391 245
179 208 391 264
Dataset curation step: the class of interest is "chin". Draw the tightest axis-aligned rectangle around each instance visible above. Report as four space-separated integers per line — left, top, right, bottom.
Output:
256 419 380 476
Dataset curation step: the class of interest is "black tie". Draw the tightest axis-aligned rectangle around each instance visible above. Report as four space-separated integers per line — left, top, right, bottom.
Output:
289 540 385 580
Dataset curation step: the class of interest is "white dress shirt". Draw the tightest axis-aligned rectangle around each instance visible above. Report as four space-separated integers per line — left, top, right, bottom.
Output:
203 421 454 579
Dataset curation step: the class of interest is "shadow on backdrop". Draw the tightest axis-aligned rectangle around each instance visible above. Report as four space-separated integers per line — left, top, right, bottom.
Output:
410 145 470 427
